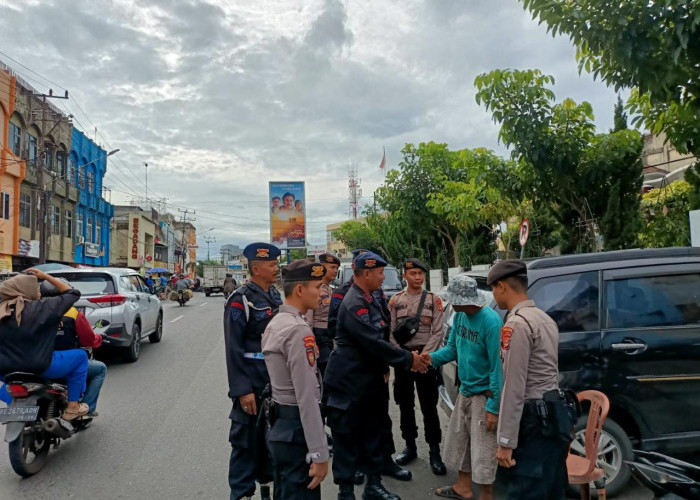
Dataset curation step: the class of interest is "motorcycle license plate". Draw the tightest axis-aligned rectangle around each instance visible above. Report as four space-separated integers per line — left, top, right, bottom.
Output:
0 406 40 422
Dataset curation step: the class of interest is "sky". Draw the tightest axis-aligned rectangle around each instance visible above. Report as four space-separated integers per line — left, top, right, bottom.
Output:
0 0 623 260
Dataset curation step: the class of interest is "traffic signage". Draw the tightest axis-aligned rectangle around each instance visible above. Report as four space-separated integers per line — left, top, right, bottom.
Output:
519 219 530 247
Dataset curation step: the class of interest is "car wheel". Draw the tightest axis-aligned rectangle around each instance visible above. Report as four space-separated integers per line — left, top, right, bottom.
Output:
568 416 633 497
205 292 210 297
148 313 163 343
125 322 141 363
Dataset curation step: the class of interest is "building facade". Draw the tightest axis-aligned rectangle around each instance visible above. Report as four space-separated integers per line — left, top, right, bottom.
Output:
71 128 113 266
110 206 156 270
642 132 697 187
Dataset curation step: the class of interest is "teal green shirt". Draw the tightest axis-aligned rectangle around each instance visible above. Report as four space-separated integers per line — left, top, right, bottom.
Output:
430 307 504 414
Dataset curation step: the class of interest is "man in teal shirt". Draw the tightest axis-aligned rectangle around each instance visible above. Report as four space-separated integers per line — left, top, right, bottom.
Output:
428 275 503 500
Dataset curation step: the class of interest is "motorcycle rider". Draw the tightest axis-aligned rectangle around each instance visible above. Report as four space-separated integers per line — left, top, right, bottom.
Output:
0 270 89 420
40 279 106 417
175 275 191 301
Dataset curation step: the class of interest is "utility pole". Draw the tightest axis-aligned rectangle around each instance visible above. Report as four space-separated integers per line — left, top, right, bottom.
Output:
348 163 361 220
36 89 69 264
204 235 216 261
144 162 148 203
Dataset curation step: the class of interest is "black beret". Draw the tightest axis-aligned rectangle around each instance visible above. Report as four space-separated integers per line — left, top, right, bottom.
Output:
352 248 370 259
486 259 528 286
282 260 326 283
243 242 281 261
354 251 387 270
404 258 428 273
319 253 341 265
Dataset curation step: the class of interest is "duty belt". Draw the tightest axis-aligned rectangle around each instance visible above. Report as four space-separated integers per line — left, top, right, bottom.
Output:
271 403 301 420
243 352 265 360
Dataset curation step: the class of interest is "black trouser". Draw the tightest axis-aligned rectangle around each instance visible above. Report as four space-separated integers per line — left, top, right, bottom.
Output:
393 366 442 446
228 394 270 500
267 410 321 500
313 328 332 379
504 413 569 500
328 389 387 485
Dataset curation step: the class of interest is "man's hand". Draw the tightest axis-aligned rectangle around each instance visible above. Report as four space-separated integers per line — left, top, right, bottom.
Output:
25 268 49 281
308 460 329 489
496 446 516 468
239 393 257 416
485 411 498 432
411 351 430 373
384 372 390 384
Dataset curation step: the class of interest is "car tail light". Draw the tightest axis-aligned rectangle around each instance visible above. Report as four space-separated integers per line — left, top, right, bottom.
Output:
87 294 127 307
8 385 29 398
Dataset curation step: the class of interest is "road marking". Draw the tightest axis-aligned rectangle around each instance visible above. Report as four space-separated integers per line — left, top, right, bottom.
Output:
170 315 184 323
200 302 208 307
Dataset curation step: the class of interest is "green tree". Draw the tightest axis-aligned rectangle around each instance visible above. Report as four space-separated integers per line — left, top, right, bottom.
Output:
639 180 692 248
333 219 383 256
686 163 700 210
612 95 627 132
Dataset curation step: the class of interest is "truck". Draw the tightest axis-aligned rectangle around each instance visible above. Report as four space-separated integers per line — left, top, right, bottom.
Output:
201 265 229 296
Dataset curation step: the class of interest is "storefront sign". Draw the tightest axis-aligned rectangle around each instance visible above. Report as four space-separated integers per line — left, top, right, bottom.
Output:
131 217 139 260
85 243 100 258
0 254 12 273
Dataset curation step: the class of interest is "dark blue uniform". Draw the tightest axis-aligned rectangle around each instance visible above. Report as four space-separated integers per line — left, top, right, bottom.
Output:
224 282 282 500
324 283 413 486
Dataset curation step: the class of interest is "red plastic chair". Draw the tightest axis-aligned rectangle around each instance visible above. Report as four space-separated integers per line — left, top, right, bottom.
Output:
566 390 610 500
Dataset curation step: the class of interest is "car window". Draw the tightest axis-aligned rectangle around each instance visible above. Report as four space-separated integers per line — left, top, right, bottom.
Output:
52 273 115 296
605 274 700 329
120 276 137 293
128 275 144 292
529 272 599 332
382 268 402 291
136 275 151 292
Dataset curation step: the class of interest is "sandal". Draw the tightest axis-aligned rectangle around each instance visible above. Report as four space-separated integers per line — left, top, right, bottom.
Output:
62 402 89 421
435 486 473 500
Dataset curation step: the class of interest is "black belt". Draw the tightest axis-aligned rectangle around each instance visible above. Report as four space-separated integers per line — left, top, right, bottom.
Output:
523 390 563 417
271 403 301 420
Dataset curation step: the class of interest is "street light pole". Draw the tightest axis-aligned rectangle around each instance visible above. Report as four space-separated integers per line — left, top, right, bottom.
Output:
144 162 148 203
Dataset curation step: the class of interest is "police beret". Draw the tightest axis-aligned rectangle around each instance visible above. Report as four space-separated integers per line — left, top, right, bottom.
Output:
282 260 326 282
354 251 387 270
404 258 428 273
319 253 341 265
243 242 281 261
352 248 370 259
486 259 528 286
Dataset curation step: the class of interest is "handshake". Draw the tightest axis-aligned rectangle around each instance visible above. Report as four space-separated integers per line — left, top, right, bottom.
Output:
410 352 433 373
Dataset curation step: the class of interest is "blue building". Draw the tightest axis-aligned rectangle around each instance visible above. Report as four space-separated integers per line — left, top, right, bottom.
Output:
70 128 114 266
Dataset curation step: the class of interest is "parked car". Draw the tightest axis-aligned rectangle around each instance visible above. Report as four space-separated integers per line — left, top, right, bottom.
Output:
438 247 700 496
333 263 405 300
48 268 164 362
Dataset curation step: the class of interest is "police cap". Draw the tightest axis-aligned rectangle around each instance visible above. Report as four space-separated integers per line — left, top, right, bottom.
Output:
243 242 281 261
319 253 341 265
282 260 326 283
352 248 370 259
486 259 528 286
354 251 387 270
404 258 428 273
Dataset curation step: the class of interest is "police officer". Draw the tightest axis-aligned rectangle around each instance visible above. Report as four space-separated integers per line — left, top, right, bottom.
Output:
487 260 569 500
262 260 330 499
305 253 340 376
327 248 368 339
224 243 282 500
389 258 446 475
324 252 430 500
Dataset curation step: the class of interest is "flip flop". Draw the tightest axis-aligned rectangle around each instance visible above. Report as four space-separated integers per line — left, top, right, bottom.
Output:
435 486 473 499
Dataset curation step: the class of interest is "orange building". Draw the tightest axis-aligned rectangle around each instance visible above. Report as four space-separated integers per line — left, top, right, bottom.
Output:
0 65 25 271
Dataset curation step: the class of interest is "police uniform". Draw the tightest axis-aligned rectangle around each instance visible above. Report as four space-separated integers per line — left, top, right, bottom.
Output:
324 252 414 500
389 258 445 474
487 260 569 500
262 261 329 500
305 253 340 376
224 243 282 500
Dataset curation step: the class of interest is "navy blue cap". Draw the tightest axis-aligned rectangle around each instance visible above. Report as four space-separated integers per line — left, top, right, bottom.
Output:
352 248 370 259
354 251 387 270
243 242 281 261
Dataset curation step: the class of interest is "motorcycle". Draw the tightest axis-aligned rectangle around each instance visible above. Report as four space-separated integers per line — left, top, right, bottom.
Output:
1 372 92 477
170 289 192 306
625 450 700 499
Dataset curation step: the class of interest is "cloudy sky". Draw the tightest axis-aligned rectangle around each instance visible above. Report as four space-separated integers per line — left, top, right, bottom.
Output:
0 0 622 259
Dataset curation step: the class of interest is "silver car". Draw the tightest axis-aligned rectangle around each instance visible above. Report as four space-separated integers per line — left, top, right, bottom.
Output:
48 268 163 362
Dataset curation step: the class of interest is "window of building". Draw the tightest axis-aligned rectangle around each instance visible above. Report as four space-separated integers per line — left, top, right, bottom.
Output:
44 146 53 170
76 212 84 242
529 272 600 332
27 133 38 163
65 210 72 238
9 123 21 155
19 193 31 227
51 205 60 235
34 194 40 231
57 153 67 178
78 169 86 189
96 220 101 245
87 218 93 243
0 193 10 220
87 170 94 193
605 274 700 329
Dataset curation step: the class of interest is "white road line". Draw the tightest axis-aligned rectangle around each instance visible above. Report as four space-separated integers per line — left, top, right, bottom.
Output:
199 302 208 307
170 315 185 323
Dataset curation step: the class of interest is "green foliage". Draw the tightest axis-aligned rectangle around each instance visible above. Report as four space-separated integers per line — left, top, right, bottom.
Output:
333 219 383 255
196 259 220 277
685 162 700 210
520 0 700 155
612 95 627 132
639 180 692 248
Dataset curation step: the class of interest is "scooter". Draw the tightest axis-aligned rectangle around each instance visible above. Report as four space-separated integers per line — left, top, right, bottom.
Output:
1 372 92 477
625 450 700 499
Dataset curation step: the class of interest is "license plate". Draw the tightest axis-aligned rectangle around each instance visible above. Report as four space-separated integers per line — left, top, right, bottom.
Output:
0 406 40 422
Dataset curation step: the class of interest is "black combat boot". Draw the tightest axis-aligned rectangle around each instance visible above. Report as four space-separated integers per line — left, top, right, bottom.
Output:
338 482 356 500
353 471 366 485
429 444 447 476
394 440 417 466
362 475 401 500
260 484 272 500
381 458 412 482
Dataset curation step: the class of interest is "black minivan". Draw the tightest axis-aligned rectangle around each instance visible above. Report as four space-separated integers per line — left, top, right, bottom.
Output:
439 247 700 496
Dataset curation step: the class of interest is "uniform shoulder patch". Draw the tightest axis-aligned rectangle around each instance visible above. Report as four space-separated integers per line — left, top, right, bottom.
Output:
303 335 316 366
501 326 514 351
355 307 370 325
434 296 443 312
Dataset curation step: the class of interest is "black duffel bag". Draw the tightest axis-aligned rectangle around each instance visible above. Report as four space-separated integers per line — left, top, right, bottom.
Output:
392 291 427 347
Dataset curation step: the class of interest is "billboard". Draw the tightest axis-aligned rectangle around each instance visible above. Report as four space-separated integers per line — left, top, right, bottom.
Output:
269 181 306 249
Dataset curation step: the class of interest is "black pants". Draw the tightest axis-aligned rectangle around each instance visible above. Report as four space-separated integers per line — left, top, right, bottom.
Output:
504 415 569 500
228 396 270 500
393 367 442 446
268 417 321 500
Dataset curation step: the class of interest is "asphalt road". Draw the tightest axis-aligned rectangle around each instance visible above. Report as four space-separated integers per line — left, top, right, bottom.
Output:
0 293 656 499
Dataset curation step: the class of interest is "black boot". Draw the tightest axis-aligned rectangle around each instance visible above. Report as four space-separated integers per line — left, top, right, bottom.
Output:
353 471 366 485
381 459 412 481
362 475 401 500
429 444 447 476
338 483 356 500
394 440 418 466
260 484 272 500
